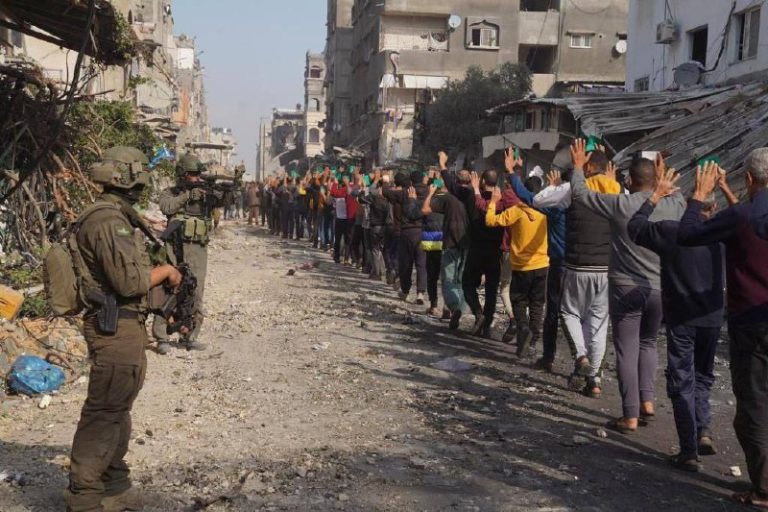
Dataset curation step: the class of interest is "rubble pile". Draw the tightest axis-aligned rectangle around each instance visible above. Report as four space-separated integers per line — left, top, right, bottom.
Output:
0 317 87 393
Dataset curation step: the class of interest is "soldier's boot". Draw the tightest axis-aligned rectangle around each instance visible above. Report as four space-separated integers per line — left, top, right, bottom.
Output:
101 488 145 511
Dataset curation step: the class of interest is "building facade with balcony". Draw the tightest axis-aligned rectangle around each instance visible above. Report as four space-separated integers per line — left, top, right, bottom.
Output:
627 0 767 92
346 0 628 166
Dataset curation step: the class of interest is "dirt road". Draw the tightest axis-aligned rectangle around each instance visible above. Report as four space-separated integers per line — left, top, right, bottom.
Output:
0 222 749 511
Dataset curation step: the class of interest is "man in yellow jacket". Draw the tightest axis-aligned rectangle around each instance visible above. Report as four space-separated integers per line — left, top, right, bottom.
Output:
486 177 550 356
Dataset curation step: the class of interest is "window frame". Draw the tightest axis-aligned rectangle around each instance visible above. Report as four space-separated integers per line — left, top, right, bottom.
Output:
736 7 761 62
688 25 709 66
569 32 594 49
466 20 500 50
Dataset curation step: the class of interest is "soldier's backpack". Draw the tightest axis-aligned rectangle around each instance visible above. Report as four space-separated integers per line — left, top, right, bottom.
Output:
43 203 118 316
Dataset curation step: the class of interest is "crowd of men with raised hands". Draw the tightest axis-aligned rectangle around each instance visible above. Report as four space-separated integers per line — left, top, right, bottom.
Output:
254 142 768 509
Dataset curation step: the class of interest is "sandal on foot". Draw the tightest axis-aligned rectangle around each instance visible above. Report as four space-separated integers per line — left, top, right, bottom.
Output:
733 492 768 509
606 418 637 435
583 385 602 399
698 435 717 456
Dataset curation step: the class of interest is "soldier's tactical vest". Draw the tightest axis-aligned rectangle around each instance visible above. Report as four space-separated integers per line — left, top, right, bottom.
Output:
173 214 212 245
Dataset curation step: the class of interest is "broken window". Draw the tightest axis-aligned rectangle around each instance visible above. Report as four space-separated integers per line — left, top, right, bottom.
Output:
308 128 320 144
737 7 760 61
518 45 556 73
689 26 708 65
467 21 500 49
569 33 593 49
380 16 448 52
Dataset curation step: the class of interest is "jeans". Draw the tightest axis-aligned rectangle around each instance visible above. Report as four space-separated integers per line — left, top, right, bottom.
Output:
384 229 399 276
499 252 513 319
666 323 719 458
610 284 663 419
463 245 501 327
441 247 467 313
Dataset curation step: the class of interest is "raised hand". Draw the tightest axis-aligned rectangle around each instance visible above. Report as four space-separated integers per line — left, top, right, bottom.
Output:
505 147 523 174
650 168 681 204
490 186 502 204
606 161 618 182
407 186 417 199
547 170 562 187
438 151 449 170
428 184 437 195
470 171 481 192
570 139 592 171
654 152 667 180
693 162 719 202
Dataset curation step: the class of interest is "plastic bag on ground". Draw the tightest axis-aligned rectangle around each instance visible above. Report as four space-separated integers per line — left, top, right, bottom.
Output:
7 355 65 396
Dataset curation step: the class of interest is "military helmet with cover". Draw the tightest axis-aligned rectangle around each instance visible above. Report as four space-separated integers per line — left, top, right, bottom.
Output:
177 153 203 177
89 146 151 190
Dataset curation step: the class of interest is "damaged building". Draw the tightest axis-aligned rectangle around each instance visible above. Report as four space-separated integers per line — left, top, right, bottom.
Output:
335 0 627 166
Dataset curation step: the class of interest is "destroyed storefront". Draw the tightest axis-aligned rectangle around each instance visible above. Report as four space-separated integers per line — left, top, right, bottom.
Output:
484 81 768 195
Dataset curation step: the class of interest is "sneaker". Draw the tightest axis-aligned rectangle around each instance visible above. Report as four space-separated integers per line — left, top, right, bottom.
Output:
184 340 207 352
471 314 486 336
449 310 462 330
156 342 170 356
415 293 425 306
575 356 591 377
501 321 517 344
102 487 145 512
516 326 532 357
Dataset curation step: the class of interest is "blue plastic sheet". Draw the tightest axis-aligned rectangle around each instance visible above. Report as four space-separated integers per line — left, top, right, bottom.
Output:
7 355 65 396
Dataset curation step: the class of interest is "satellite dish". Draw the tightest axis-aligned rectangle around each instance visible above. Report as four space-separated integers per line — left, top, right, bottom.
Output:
448 15 462 29
614 39 627 55
674 61 703 87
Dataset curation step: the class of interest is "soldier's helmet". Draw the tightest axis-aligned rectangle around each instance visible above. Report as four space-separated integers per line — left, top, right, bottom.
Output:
176 153 203 177
89 146 151 190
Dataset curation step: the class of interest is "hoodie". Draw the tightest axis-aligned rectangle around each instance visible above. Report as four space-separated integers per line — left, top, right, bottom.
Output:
485 202 549 271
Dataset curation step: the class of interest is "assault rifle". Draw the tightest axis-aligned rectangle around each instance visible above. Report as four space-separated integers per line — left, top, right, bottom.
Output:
180 167 245 217
148 219 199 337
153 263 197 336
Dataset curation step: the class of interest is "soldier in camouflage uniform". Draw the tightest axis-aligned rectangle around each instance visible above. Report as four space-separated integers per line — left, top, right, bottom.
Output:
64 147 182 512
152 153 218 353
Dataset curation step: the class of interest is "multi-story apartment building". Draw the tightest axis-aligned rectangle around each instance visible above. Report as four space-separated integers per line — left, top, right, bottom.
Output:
627 0 767 92
304 52 327 158
0 0 216 157
324 0 355 152
343 0 628 165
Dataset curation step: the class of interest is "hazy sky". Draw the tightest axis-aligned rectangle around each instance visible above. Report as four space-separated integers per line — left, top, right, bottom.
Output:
173 1 327 170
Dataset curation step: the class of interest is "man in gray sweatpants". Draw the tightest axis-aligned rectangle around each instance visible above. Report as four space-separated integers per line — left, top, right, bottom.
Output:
570 140 685 433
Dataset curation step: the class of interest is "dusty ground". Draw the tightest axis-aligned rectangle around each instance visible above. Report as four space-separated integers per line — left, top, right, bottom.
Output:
0 221 751 511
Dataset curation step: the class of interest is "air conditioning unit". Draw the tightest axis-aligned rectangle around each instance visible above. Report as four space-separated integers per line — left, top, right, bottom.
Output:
656 20 680 44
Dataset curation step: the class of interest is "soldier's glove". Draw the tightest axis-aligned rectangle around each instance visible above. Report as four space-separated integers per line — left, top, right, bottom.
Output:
189 188 206 201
